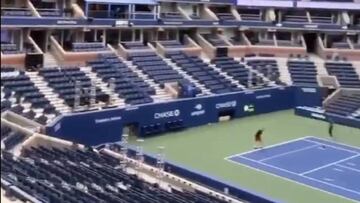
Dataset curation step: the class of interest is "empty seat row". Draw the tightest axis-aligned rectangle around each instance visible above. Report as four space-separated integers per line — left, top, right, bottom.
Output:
325 62 360 88
167 52 242 94
288 60 319 86
87 53 155 105
1 146 230 203
212 57 266 88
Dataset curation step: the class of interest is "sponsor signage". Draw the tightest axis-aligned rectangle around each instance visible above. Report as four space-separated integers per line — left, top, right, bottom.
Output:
154 110 180 119
215 101 237 109
95 116 122 124
191 104 206 116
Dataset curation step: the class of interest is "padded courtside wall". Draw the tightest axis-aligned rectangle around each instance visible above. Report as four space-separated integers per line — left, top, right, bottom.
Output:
125 147 280 203
46 87 297 146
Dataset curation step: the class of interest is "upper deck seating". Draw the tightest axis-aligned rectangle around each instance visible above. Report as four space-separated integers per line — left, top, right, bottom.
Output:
331 42 351 49
159 40 186 48
287 60 318 86
309 11 333 24
1 43 24 54
72 42 108 52
38 9 62 17
210 7 235 21
282 10 308 23
39 67 109 107
87 54 155 105
160 12 183 20
1 146 229 203
237 8 261 21
167 52 242 94
129 52 192 88
1 8 32 16
203 34 228 47
212 57 266 88
122 42 149 50
325 62 360 88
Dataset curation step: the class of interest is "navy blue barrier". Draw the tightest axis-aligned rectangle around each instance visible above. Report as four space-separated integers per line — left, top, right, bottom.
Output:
46 87 294 146
295 107 360 129
125 147 281 203
294 86 328 107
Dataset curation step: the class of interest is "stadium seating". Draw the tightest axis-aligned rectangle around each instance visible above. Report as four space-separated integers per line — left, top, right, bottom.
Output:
38 67 109 107
1 8 32 16
72 42 109 52
309 10 333 24
287 60 319 86
129 52 192 87
246 59 284 85
160 12 184 20
325 93 360 117
237 8 262 21
282 10 309 23
1 146 229 203
1 43 24 54
325 62 360 88
167 52 242 94
1 67 56 124
210 7 236 21
159 41 187 48
122 42 149 50
212 57 266 88
87 54 155 105
202 34 228 47
1 126 26 150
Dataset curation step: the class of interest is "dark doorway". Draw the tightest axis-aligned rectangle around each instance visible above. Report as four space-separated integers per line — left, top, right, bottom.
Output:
179 29 194 44
303 33 317 53
30 30 47 52
123 123 139 139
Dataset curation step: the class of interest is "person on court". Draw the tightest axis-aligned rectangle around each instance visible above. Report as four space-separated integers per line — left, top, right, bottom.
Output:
254 128 264 149
328 118 334 139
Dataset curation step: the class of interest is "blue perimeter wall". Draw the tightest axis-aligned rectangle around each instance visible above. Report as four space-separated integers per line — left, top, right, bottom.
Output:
45 86 328 146
125 147 282 203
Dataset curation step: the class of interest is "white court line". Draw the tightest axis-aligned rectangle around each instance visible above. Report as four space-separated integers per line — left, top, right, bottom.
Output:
225 158 360 203
241 156 360 195
225 136 312 160
336 164 360 173
259 144 318 162
305 137 360 153
301 154 360 175
304 139 359 154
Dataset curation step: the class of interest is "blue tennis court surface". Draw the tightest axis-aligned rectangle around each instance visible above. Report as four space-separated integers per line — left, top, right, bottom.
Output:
226 137 360 202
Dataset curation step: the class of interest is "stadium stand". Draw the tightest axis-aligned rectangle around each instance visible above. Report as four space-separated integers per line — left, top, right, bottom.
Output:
1 0 360 202
212 57 266 88
287 60 319 86
87 54 155 105
167 52 242 94
325 92 360 117
325 62 360 88
38 67 109 107
1 67 56 124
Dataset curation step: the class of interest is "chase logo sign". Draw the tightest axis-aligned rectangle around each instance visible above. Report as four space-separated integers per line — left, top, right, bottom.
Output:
191 104 205 117
154 110 180 119
216 101 237 109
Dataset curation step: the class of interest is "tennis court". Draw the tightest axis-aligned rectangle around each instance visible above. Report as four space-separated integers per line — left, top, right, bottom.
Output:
226 137 360 202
